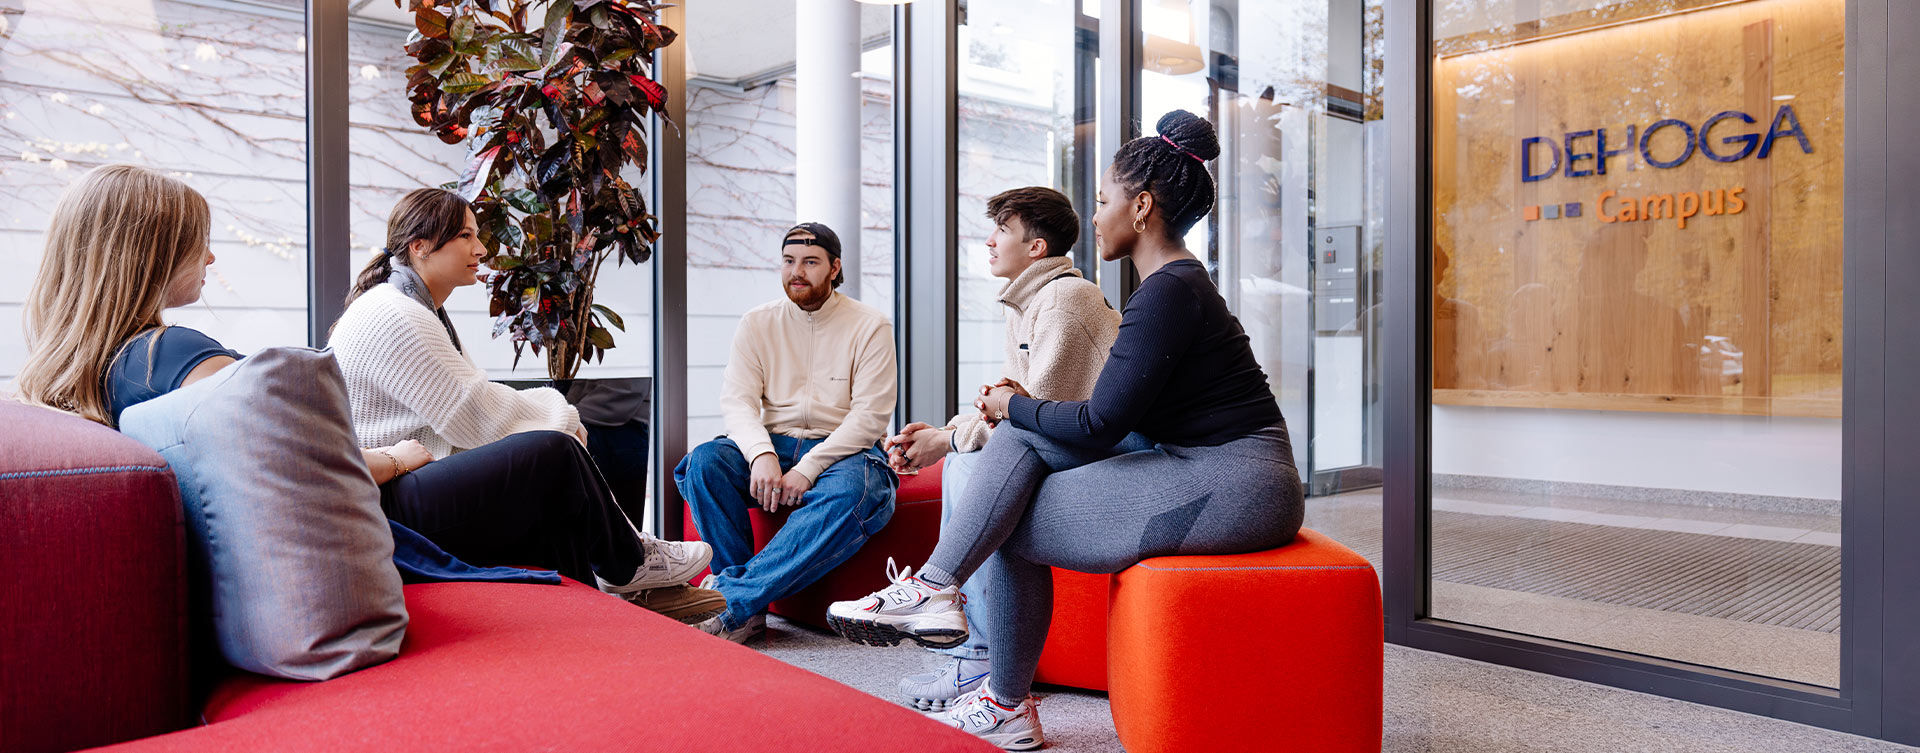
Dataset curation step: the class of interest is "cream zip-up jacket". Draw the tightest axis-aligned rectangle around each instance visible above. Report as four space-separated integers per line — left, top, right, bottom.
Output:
721 291 897 483
945 256 1119 452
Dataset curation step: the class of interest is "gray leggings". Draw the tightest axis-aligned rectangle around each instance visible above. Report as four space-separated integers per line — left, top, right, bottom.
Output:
924 423 1304 700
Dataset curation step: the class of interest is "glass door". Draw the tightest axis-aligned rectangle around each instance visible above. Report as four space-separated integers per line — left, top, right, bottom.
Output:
1426 0 1845 687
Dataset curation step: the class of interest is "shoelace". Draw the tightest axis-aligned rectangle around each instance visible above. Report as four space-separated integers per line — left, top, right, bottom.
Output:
877 557 924 604
882 557 963 603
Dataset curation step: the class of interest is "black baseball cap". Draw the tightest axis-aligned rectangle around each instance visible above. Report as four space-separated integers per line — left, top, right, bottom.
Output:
783 222 844 285
783 222 842 259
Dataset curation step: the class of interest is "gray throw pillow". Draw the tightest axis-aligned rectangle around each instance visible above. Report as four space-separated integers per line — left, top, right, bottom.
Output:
120 347 407 680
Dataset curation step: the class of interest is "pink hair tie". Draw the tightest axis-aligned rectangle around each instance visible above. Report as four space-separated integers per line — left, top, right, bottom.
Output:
1160 133 1206 162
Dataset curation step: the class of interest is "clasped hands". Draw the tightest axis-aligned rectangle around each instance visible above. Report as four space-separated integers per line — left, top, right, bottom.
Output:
882 378 1031 474
749 454 814 512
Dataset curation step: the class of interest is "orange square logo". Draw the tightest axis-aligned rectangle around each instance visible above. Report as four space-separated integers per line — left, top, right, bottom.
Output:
1523 205 1541 221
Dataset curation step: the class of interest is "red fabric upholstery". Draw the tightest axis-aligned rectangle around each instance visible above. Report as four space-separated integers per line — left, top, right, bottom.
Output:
680 457 1113 691
1034 569 1111 691
0 401 192 753
102 578 995 752
680 466 945 631
1107 529 1384 753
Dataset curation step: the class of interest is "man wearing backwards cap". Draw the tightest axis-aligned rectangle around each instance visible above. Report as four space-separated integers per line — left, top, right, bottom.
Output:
675 222 899 644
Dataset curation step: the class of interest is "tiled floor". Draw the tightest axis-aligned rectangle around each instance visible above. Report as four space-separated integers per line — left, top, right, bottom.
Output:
756 615 1910 753
1304 487 1844 687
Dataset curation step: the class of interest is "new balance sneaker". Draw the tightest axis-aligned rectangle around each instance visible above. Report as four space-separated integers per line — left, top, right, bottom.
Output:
825 559 968 649
624 584 726 624
695 612 767 645
604 535 712 594
928 683 1043 751
900 656 991 712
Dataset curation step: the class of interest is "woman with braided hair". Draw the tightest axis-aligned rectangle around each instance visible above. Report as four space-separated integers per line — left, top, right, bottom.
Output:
826 110 1303 750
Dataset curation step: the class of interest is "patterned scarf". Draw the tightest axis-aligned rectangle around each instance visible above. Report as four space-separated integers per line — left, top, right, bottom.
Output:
389 262 464 353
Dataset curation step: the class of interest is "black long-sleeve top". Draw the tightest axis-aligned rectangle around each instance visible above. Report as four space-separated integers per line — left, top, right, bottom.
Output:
1005 259 1285 448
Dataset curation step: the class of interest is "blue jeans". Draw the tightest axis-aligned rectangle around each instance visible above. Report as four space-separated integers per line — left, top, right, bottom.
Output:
932 451 991 660
675 435 897 631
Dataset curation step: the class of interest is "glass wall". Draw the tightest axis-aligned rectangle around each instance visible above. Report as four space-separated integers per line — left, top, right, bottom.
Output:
0 0 310 387
345 4 654 386
681 1 896 444
950 0 1100 421
1428 0 1844 687
1132 0 1388 514
345 3 659 525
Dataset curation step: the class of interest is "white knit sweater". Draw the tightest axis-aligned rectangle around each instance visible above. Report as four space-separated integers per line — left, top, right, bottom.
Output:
329 284 583 457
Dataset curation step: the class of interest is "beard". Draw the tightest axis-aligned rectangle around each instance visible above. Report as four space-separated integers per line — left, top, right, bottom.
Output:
784 276 833 308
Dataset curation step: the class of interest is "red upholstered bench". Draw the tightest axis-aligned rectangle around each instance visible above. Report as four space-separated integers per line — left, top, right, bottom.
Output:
1107 529 1383 753
101 579 993 753
679 458 1112 690
2 400 995 753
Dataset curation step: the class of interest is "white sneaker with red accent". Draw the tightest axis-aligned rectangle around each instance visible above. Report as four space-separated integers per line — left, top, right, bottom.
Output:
929 683 1043 751
825 558 968 649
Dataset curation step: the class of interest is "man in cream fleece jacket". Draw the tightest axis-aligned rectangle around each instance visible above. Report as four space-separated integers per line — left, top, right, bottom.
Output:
883 187 1118 711
675 222 899 643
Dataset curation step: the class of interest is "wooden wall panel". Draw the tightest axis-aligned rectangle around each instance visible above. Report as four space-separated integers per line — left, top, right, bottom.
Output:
1431 0 1844 417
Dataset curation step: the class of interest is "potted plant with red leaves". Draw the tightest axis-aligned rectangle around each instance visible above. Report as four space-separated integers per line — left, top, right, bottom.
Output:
396 0 676 380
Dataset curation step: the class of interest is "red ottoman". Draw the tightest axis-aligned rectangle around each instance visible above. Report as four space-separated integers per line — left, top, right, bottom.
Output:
1034 569 1110 691
1107 529 1382 753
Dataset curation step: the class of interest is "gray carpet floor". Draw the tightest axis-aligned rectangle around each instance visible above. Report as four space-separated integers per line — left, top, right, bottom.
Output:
753 615 1915 753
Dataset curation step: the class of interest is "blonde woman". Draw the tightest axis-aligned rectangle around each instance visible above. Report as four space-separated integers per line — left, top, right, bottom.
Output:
19 166 721 622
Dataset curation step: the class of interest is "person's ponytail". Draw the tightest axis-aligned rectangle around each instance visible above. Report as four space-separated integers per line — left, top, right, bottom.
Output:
344 248 395 309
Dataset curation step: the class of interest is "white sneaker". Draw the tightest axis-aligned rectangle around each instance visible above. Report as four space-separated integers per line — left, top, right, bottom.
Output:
900 656 991 711
605 535 712 594
825 558 968 649
929 683 1043 751
695 612 767 645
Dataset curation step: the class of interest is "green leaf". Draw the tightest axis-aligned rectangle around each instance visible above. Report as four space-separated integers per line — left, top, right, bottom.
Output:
591 303 625 331
600 48 638 66
488 253 526 269
450 13 476 45
504 188 546 214
441 71 495 94
542 0 572 63
495 38 542 71
427 52 457 76
520 285 540 312
586 325 615 349
493 223 528 252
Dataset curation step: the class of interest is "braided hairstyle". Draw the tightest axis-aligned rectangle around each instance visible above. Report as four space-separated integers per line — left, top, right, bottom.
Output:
1112 110 1221 240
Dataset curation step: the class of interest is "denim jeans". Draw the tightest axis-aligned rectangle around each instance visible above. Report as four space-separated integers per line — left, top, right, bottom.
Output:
675 435 897 631
931 451 991 660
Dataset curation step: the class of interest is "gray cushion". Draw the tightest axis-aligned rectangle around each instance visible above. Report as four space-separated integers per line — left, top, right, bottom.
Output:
120 347 406 680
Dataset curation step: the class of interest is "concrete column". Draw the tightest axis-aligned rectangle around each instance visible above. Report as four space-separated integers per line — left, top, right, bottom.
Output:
794 0 863 298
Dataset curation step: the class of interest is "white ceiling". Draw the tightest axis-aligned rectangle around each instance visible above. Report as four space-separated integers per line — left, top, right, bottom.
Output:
348 0 893 82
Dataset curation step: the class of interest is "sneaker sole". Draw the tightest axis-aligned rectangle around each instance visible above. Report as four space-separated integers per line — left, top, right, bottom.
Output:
986 731 1043 751
908 696 958 712
827 613 968 650
633 591 728 623
668 605 726 625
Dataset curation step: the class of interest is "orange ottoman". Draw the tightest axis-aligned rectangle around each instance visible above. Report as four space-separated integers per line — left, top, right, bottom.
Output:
1107 529 1382 753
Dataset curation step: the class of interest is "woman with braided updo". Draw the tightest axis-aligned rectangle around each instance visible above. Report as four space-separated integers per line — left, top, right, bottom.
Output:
826 110 1303 750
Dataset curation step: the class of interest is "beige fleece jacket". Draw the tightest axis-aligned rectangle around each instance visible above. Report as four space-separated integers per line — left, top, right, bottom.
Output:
720 291 897 483
946 256 1119 452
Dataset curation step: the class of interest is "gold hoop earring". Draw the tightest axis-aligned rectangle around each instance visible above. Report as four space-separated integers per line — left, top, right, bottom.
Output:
1132 218 1147 234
